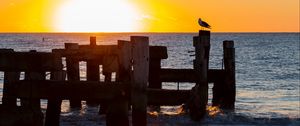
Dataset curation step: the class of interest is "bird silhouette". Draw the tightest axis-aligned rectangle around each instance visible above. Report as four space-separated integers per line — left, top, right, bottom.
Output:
198 18 211 29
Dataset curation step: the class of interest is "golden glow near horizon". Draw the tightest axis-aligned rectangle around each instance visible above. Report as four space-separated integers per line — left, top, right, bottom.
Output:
0 0 299 32
55 0 140 32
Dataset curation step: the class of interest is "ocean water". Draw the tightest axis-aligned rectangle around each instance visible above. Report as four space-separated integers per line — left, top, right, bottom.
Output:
0 32 299 125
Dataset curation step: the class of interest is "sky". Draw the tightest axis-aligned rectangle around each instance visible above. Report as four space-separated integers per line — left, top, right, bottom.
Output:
0 0 299 32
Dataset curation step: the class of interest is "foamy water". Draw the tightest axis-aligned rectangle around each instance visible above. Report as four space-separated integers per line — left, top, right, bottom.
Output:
0 33 299 125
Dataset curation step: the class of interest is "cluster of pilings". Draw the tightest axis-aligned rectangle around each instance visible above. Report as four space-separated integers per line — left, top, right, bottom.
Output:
0 30 235 126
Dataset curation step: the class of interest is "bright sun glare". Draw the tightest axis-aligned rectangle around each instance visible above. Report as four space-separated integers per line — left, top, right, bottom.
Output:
55 0 140 32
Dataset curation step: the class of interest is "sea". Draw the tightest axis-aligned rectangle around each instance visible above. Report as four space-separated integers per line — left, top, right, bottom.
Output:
0 32 299 126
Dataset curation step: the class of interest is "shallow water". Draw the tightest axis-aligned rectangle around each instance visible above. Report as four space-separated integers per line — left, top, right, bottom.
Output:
0 32 299 125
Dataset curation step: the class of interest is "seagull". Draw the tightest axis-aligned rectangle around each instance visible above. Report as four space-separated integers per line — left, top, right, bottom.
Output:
198 18 211 29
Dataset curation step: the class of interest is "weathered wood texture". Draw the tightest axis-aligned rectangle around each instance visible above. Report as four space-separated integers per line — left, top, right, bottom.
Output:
0 50 65 126
131 36 149 126
65 43 81 107
106 40 132 126
45 52 64 126
222 40 236 109
189 30 210 121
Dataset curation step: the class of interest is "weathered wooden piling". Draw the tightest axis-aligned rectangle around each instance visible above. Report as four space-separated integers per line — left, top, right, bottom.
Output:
87 36 100 82
106 40 132 126
211 71 225 107
189 30 210 121
45 52 64 126
131 36 149 126
65 43 81 107
222 40 236 109
86 36 100 105
21 50 43 113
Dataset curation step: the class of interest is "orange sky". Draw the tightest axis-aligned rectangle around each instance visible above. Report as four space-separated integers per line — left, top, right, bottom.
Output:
0 0 299 32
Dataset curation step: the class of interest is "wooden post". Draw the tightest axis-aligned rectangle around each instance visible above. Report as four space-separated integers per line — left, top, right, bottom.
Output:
131 36 149 126
212 73 225 106
189 30 210 121
148 47 165 89
22 51 44 113
222 40 236 109
148 46 167 111
86 36 100 105
65 43 81 108
45 52 64 126
106 40 131 126
87 36 99 82
1 49 19 107
90 36 97 46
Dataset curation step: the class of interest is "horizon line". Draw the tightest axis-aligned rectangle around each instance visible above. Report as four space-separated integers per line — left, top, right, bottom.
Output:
0 31 299 34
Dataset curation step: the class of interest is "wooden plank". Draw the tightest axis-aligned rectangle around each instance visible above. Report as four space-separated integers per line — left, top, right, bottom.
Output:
147 89 190 105
13 81 127 100
149 46 168 59
131 36 149 126
159 69 224 83
0 52 62 71
65 43 81 107
54 45 166 62
222 40 236 109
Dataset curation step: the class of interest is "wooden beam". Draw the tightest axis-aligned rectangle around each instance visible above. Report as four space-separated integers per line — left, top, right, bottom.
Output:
0 52 62 71
160 68 224 83
147 89 190 105
149 46 168 59
13 80 127 100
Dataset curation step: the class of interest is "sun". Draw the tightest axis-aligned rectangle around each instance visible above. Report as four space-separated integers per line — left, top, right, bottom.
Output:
54 0 140 32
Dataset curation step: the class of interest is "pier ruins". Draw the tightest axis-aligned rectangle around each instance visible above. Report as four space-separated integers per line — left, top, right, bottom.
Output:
0 30 235 126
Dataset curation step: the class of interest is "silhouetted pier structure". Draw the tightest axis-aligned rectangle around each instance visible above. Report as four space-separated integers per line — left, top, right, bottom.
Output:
0 30 235 126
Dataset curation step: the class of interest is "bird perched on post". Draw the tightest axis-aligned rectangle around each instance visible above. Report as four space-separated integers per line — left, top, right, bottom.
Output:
198 18 211 29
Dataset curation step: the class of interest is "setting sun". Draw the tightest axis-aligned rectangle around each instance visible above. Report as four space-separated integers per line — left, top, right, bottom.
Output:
54 0 140 32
